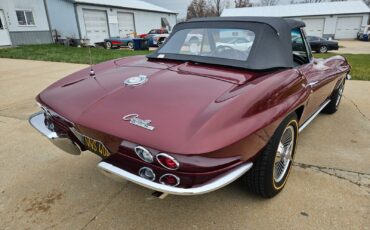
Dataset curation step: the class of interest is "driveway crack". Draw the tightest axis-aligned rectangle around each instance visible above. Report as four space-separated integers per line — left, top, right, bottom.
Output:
293 162 370 189
80 185 125 230
343 95 370 122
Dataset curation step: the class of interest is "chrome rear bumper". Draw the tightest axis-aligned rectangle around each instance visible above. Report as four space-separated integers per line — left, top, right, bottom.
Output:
98 161 253 195
30 111 254 195
29 111 81 155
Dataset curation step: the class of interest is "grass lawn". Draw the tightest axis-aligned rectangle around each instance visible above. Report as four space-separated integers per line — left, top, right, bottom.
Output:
314 53 370 81
0 45 368 81
0 44 151 64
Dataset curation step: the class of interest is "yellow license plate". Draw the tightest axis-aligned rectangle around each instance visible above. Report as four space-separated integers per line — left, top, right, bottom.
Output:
83 136 111 158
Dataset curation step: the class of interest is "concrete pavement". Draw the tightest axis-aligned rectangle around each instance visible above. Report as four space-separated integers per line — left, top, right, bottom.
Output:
337 40 370 54
0 58 369 229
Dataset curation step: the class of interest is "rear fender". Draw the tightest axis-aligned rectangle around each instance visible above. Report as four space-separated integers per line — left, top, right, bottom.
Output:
199 69 309 161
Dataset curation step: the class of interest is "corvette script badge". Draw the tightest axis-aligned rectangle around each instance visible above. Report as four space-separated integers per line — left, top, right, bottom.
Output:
122 114 155 131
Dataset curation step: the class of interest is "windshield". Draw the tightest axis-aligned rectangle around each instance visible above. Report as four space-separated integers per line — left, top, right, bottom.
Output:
157 28 255 61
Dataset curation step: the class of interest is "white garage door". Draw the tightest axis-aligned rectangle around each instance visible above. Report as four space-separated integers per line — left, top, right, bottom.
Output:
83 9 109 44
335 16 362 39
118 12 135 38
0 10 12 46
302 18 325 37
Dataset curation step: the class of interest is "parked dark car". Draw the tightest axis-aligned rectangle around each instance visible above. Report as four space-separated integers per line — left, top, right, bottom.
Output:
307 36 339 53
30 17 350 199
357 25 370 41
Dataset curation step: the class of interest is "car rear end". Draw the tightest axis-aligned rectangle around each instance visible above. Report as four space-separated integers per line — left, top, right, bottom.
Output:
328 40 339 51
29 103 253 196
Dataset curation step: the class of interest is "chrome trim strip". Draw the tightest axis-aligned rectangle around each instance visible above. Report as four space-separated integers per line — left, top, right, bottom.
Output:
97 161 253 195
308 81 319 87
298 99 331 133
29 111 81 155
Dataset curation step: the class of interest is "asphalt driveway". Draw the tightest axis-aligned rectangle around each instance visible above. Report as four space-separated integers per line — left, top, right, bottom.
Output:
0 58 369 229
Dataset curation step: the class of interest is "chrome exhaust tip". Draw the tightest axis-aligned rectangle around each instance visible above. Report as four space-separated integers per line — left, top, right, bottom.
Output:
152 191 169 199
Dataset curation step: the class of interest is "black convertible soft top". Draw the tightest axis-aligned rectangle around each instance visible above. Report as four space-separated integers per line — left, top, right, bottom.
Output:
147 17 306 70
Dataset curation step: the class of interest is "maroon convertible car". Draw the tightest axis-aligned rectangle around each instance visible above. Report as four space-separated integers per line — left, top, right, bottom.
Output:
30 17 350 198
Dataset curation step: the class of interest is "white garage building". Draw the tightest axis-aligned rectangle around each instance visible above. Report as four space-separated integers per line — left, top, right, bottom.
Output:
46 0 177 44
222 1 370 39
0 0 53 46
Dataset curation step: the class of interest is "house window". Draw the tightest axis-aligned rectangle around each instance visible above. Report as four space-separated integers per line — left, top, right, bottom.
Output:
16 10 35 26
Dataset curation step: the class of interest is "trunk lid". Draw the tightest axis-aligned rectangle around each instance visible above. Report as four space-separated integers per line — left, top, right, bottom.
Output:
39 56 259 153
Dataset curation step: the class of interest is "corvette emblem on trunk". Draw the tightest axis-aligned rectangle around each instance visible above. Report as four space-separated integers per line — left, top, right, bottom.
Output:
122 114 155 131
124 75 148 86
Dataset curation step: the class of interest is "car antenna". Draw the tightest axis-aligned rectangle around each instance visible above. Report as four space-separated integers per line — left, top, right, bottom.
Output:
88 45 95 78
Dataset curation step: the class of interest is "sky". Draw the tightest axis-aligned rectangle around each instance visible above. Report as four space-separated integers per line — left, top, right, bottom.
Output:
142 0 191 19
142 0 297 19
142 0 360 20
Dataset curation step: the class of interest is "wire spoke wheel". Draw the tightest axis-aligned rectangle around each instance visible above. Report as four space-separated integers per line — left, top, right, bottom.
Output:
320 46 327 53
322 79 346 114
105 41 111 49
273 126 295 183
128 42 133 49
336 83 344 107
243 113 298 198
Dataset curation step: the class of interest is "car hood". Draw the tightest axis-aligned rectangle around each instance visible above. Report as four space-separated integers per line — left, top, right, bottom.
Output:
38 56 258 154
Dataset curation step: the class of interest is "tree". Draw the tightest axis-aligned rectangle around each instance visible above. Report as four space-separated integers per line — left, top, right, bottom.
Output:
301 0 323 3
186 0 212 20
364 0 370 6
234 0 251 7
259 0 279 6
212 0 225 16
186 0 227 19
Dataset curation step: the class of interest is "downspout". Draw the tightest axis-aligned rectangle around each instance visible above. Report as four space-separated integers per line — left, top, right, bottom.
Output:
43 0 53 43
74 3 82 39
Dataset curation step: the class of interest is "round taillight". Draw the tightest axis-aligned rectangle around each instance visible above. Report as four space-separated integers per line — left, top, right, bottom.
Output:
156 153 179 170
138 167 155 181
134 146 154 163
159 174 180 186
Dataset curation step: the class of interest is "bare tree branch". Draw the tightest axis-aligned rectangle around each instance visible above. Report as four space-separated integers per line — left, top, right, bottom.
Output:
186 0 210 20
186 0 227 19
212 0 224 16
301 0 323 3
259 0 279 6
234 0 251 7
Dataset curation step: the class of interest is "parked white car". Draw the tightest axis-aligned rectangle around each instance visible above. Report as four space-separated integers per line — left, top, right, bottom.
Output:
151 33 170 46
216 37 253 52
183 35 253 56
